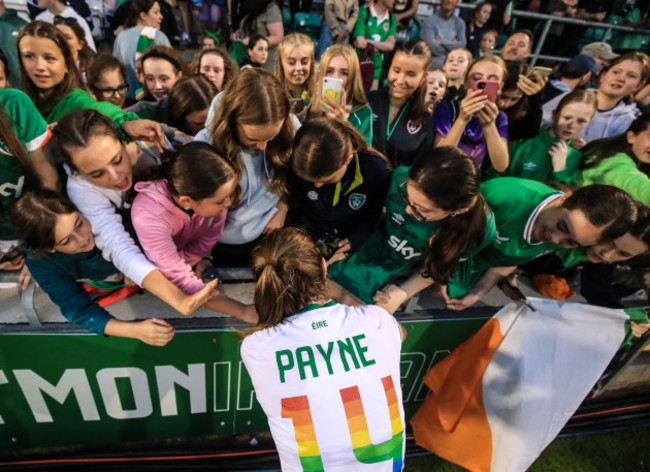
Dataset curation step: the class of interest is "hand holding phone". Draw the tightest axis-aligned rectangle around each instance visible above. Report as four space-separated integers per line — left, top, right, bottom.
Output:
0 245 27 264
518 67 550 96
321 76 343 112
527 66 552 81
289 97 304 114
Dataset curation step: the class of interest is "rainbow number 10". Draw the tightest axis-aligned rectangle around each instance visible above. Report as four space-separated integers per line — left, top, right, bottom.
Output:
281 375 404 472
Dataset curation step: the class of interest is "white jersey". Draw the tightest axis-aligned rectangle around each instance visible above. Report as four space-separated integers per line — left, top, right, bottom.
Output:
241 302 405 472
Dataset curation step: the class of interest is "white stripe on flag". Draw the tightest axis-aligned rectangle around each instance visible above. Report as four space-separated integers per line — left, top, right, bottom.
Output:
485 298 629 472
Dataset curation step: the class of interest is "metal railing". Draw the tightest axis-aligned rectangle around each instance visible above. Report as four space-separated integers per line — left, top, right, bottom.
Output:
419 1 650 65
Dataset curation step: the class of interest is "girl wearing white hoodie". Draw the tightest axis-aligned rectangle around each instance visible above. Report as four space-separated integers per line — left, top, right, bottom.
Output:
56 109 217 317
194 68 301 266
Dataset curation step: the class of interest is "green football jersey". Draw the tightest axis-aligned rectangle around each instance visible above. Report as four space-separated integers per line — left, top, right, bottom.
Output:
0 89 49 240
353 5 397 79
328 167 441 302
448 177 564 298
329 167 497 303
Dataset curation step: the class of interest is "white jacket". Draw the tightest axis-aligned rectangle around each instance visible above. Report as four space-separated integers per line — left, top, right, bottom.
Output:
67 169 157 286
578 93 640 143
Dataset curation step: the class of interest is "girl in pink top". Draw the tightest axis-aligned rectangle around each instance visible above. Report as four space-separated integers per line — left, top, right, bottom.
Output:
132 142 256 323
132 141 238 294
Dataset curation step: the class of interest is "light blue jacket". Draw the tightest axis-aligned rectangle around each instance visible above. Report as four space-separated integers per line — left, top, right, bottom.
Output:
194 93 301 244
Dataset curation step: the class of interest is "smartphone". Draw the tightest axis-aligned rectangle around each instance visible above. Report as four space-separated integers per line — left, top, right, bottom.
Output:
201 267 221 284
0 245 27 264
321 76 343 112
474 79 500 103
528 66 552 80
289 97 304 114
316 232 342 259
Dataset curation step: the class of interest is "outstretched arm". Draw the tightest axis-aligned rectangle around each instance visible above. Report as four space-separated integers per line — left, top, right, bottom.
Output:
104 318 175 346
373 272 434 314
447 266 516 310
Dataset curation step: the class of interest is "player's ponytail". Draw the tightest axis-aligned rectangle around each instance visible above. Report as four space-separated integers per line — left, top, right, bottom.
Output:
241 228 327 338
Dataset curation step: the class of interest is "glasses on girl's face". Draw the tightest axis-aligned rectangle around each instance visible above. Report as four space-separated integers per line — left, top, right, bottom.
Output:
398 182 427 222
94 84 128 98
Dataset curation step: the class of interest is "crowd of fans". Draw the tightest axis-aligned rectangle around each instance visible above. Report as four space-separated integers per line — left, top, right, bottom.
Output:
1 0 649 467
0 0 647 333
0 0 648 340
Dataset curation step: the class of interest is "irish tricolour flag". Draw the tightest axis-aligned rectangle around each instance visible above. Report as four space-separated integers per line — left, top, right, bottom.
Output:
411 298 632 472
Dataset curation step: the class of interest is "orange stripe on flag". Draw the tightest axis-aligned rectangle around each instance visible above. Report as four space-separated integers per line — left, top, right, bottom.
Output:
411 318 504 472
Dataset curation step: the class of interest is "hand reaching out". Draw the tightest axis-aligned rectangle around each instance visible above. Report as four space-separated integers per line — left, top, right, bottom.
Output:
121 120 167 153
136 318 175 346
373 284 408 314
327 239 351 266
446 292 481 311
178 278 220 316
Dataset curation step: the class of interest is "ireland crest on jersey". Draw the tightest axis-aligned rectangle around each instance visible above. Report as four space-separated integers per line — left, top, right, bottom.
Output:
349 193 366 210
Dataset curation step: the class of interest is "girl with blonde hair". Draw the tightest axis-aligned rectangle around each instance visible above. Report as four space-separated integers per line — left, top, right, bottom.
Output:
308 44 373 144
274 33 316 121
